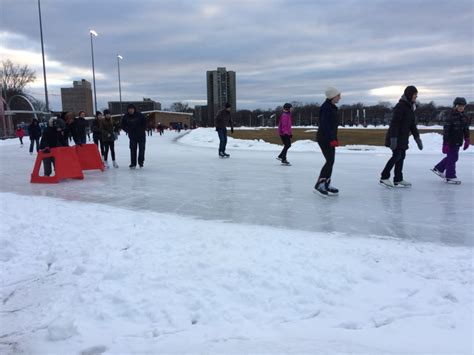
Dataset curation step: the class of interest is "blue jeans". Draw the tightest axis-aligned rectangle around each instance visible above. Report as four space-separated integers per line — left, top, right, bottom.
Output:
217 128 227 154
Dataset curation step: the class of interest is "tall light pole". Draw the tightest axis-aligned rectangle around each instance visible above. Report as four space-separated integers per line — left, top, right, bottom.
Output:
89 30 98 114
117 55 123 114
37 0 49 113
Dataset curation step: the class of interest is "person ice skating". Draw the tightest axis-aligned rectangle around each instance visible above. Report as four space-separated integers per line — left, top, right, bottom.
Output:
39 117 67 176
28 118 42 154
75 110 88 144
277 103 293 165
101 110 119 168
314 87 341 196
121 104 146 169
62 111 77 146
215 103 234 158
431 97 470 184
15 126 25 147
91 111 105 159
380 86 423 188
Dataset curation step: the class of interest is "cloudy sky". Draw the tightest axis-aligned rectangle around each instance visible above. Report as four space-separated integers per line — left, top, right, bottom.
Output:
1 0 473 111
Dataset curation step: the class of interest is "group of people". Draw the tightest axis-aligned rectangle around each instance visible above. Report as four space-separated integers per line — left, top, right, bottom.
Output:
214 86 471 197
36 103 148 175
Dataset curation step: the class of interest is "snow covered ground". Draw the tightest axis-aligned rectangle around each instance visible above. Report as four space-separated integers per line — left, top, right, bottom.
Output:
0 131 473 354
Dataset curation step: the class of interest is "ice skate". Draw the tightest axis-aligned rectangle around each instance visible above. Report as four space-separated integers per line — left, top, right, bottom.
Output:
394 180 411 188
313 181 328 197
113 161 119 168
379 179 394 188
281 159 291 166
445 178 461 185
431 168 444 179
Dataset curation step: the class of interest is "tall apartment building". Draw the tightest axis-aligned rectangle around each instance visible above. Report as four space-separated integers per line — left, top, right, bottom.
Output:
61 79 93 116
108 98 162 115
206 67 236 125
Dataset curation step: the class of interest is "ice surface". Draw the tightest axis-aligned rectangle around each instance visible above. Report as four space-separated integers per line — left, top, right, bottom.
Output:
0 131 472 246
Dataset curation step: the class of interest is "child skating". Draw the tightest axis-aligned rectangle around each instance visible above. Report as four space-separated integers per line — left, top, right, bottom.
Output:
431 97 470 184
277 103 293 166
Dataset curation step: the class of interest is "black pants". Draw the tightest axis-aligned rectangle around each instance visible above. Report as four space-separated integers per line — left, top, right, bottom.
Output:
103 141 115 161
29 137 40 152
93 134 104 157
43 157 55 176
318 142 335 181
278 135 291 160
129 137 146 166
19 137 23 145
381 148 406 182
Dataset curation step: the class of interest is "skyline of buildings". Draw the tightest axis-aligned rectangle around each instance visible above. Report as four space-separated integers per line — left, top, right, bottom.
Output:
206 67 236 125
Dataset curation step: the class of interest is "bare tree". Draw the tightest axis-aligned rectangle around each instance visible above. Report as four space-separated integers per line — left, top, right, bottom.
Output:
1 59 37 97
170 102 189 112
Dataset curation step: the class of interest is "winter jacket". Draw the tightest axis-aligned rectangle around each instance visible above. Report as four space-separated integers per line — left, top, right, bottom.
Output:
121 109 147 139
39 127 68 149
28 121 42 139
278 111 292 136
15 128 25 138
443 110 470 147
317 99 338 144
100 118 115 143
215 109 233 130
91 118 102 137
74 117 88 142
385 96 420 150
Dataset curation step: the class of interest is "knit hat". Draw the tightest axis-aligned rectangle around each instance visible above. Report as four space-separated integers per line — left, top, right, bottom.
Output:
453 97 467 106
325 87 341 100
224 103 232 109
283 103 292 110
103 109 111 115
403 86 418 101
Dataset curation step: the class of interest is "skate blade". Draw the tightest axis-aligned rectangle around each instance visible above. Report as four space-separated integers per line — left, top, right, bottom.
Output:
379 182 394 189
313 189 328 198
445 180 461 185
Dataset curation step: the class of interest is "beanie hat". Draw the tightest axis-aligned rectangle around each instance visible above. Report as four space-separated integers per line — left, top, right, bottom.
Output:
103 109 111 115
453 97 467 106
95 111 102 117
325 87 341 100
224 103 231 109
283 103 292 110
403 86 418 101
127 104 136 110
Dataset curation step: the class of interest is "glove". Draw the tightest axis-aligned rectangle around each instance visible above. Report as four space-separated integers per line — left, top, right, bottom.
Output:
463 139 470 150
442 144 449 154
415 137 423 151
330 140 339 147
231 128 234 134
390 137 397 150
42 147 51 153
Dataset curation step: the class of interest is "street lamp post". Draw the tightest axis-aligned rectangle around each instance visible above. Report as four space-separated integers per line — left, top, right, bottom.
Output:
89 30 98 114
117 55 123 114
37 0 49 113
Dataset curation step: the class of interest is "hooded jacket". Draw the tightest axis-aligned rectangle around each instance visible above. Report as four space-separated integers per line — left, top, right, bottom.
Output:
121 104 147 139
278 111 292 136
443 110 470 147
28 119 42 139
385 96 420 150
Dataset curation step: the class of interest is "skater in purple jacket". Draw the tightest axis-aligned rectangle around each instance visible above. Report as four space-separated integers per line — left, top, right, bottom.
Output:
277 103 293 165
431 97 470 184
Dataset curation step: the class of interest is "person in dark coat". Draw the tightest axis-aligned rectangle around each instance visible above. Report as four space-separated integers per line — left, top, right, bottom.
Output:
432 97 470 183
101 109 119 168
215 103 234 158
28 118 42 154
39 117 67 176
91 111 104 158
314 87 341 196
380 86 423 188
75 110 88 144
61 111 77 146
121 104 147 168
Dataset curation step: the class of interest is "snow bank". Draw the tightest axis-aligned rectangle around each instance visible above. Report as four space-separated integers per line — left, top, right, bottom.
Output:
0 192 472 354
179 128 472 154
